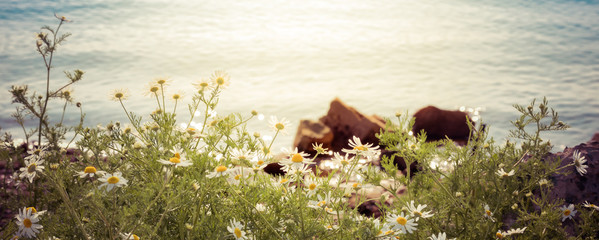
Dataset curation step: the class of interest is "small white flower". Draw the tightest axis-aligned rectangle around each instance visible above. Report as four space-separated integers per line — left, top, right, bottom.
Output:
303 176 320 197
495 168 515 178
342 136 380 159
324 224 339 230
76 166 106 178
483 204 495 222
279 147 312 171
583 201 599 211
230 148 253 162
120 232 140 240
406 200 434 221
331 152 354 168
505 227 527 236
227 219 247 240
560 204 577 222
572 150 588 176
15 207 43 238
19 158 45 183
386 211 418 234
158 149 193 168
98 172 128 192
206 165 230 178
269 116 291 135
429 232 455 240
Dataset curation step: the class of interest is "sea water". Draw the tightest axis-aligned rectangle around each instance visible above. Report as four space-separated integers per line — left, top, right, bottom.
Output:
1 0 598 151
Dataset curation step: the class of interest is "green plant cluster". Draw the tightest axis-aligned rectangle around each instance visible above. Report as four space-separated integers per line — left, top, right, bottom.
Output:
1 16 598 240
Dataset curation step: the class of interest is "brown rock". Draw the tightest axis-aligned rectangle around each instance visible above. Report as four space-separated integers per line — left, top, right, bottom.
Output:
319 98 386 152
547 135 599 205
412 106 473 143
293 120 334 155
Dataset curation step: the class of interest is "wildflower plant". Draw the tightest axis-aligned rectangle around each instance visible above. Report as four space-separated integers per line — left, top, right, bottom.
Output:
1 16 599 239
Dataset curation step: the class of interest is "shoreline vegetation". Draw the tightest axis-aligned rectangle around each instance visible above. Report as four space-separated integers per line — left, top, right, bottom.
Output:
1 16 598 239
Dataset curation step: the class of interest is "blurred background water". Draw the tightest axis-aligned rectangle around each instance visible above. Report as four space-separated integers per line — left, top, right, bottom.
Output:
1 0 598 152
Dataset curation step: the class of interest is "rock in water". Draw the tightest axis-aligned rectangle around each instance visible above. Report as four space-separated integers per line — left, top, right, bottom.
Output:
318 98 386 152
293 120 334 155
412 106 473 143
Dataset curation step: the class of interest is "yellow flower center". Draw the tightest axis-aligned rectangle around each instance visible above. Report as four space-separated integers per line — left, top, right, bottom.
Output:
496 232 503 239
291 153 304 163
133 235 139 240
318 200 326 207
257 160 264 165
234 174 241 180
414 211 422 217
353 145 366 151
309 183 316 191
396 216 407 226
157 79 166 85
174 153 181 159
84 166 97 174
275 123 285 130
216 77 225 85
27 163 37 173
280 178 289 184
200 82 208 87
216 165 227 172
150 86 159 93
173 94 181 100
23 218 32 228
169 157 181 164
107 176 120 184
341 159 349 166
27 207 37 213
564 209 571 216
115 92 124 99
352 183 360 189
486 210 492 216
234 227 242 238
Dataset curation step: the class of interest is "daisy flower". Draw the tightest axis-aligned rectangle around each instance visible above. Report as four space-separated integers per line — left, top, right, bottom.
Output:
560 204 577 222
406 200 434 221
143 82 160 96
285 164 312 181
495 168 515 178
505 227 527 236
269 116 291 135
15 207 43 238
227 219 247 240
430 232 454 240
324 224 339 230
342 136 380 159
583 201 599 211
211 70 230 89
76 166 106 178
120 232 140 240
572 150 588 176
308 191 335 209
230 148 253 162
387 212 418 234
110 88 130 101
155 77 170 86
193 77 214 92
303 176 320 197
279 147 312 171
483 204 495 222
19 157 45 183
332 152 354 168
158 148 192 168
227 167 249 186
98 172 128 192
206 165 229 178
25 145 48 161
250 156 268 172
